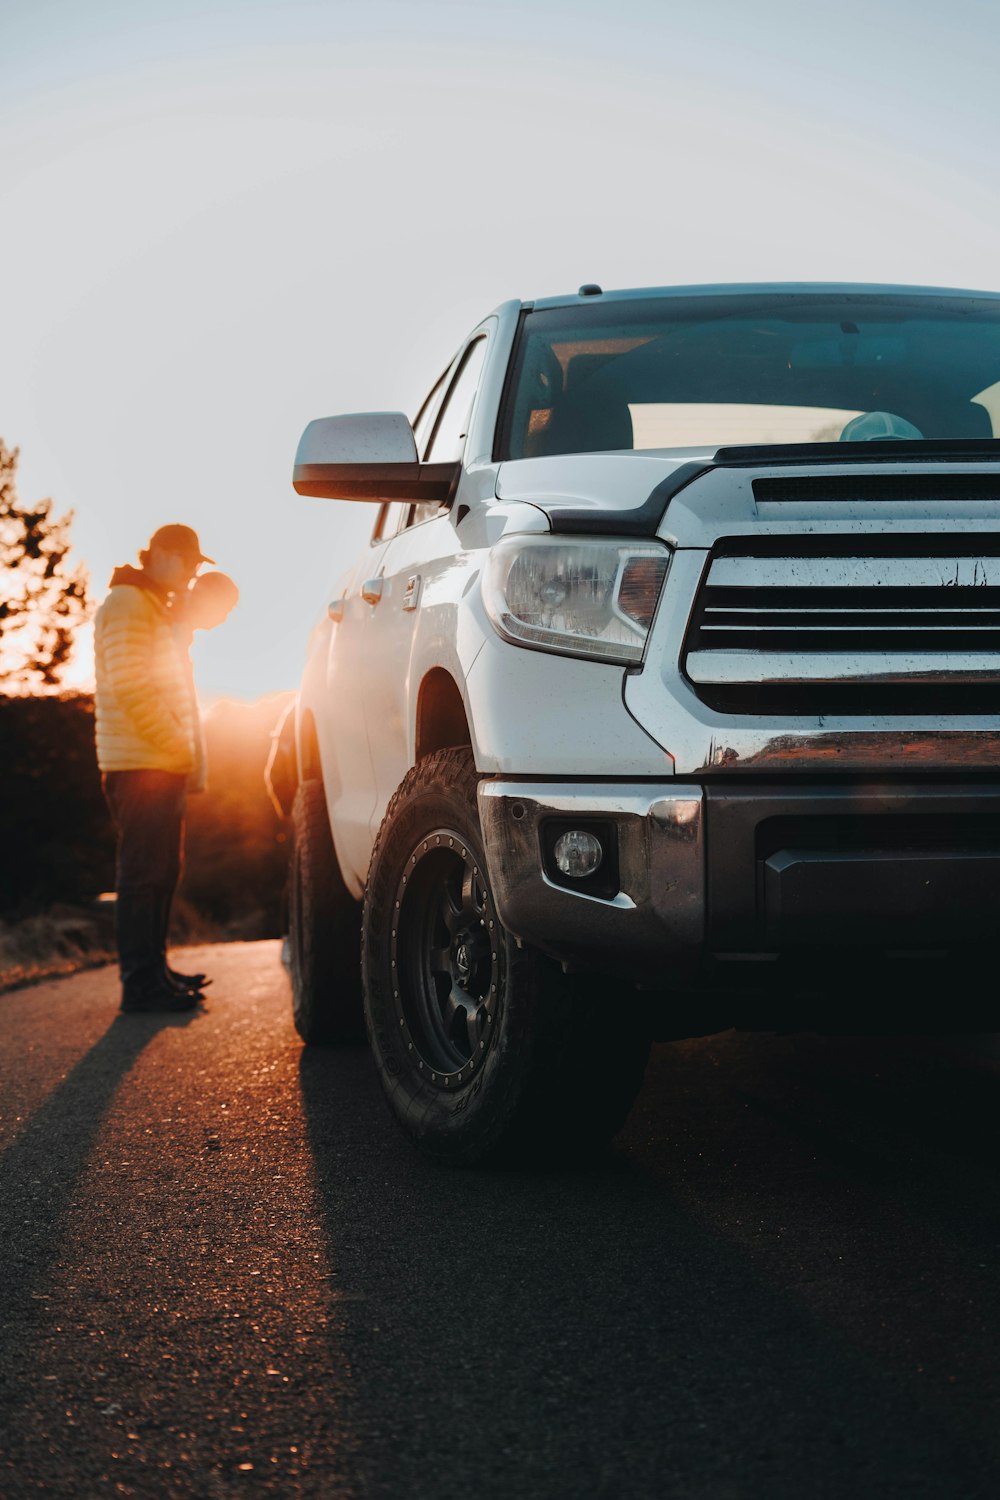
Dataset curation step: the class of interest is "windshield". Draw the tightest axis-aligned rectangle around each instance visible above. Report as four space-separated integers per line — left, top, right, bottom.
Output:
500 292 1000 459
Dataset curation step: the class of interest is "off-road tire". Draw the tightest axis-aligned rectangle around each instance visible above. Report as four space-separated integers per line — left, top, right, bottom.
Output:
289 778 362 1044
361 747 651 1165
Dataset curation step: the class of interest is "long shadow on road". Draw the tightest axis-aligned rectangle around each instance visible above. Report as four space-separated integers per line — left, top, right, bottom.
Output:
0 1010 200 1435
299 1033 1000 1500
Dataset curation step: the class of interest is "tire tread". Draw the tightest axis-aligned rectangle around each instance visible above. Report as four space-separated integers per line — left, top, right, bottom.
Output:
289 778 362 1044
362 748 650 1164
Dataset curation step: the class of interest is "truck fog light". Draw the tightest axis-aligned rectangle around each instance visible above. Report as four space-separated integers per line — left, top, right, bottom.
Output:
553 829 603 878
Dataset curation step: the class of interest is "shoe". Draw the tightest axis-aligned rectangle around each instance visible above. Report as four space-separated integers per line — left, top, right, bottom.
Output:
121 980 200 1014
167 966 210 991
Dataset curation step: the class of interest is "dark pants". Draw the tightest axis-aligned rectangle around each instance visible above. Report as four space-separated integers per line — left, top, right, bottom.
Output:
103 770 186 994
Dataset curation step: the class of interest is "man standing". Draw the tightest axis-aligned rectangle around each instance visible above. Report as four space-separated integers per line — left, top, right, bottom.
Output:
94 525 215 1013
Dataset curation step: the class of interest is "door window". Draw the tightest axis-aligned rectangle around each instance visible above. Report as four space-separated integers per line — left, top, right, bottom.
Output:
372 500 410 542
405 498 447 529
413 370 450 460
425 338 488 463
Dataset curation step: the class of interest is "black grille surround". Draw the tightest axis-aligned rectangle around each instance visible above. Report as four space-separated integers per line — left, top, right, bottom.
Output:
752 472 1000 505
683 534 1000 715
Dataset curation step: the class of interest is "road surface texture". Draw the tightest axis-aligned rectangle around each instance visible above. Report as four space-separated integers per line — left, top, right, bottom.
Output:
1 940 998 1499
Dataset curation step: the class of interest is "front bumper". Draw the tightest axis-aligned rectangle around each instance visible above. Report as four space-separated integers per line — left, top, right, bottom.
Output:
478 782 705 975
478 777 1000 985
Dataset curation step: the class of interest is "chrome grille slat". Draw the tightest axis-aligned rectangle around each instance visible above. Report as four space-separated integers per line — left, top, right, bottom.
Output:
704 604 1000 615
687 651 1000 685
700 624 1000 633
684 535 1000 713
707 556 1000 589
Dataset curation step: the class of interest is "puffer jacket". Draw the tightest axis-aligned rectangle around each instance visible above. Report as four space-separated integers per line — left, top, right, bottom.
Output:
94 568 198 775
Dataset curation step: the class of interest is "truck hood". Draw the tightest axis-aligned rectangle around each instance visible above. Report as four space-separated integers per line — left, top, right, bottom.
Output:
494 438 1000 539
494 449 716 537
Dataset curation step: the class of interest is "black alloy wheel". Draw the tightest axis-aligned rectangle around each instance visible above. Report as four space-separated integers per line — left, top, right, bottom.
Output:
362 748 651 1165
392 832 500 1088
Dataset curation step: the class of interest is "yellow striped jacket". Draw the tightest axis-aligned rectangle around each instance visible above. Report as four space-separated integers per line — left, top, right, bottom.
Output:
94 582 198 775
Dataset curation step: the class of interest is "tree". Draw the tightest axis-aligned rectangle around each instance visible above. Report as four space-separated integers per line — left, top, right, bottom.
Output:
0 440 91 691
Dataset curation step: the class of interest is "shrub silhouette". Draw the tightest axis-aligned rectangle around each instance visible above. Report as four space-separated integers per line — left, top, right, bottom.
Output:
181 693 293 938
0 692 292 943
0 694 112 913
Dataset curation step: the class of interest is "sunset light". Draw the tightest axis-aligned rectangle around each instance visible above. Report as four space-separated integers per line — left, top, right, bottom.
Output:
6 2 1000 699
5 5 1000 1499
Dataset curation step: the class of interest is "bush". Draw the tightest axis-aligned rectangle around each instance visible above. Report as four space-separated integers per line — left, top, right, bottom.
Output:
0 694 113 913
180 694 293 938
0 692 293 941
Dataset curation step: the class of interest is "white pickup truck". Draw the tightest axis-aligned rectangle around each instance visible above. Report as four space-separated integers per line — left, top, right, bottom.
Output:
281 281 1000 1164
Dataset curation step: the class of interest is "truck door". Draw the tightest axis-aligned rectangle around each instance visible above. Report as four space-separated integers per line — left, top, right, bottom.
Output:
322 501 409 889
362 335 489 833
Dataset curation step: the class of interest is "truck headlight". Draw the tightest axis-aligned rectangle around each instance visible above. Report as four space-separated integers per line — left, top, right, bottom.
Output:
483 535 671 664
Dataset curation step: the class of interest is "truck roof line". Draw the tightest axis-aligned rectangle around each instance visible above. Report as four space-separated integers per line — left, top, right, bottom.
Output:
531 281 1000 311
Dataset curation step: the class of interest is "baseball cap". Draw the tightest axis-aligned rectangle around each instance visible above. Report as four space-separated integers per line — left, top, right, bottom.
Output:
148 523 215 566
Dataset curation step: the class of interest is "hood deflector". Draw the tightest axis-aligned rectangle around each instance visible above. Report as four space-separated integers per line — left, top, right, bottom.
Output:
543 438 1000 538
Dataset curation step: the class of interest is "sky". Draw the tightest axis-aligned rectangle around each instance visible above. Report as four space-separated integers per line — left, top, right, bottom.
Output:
4 0 1000 700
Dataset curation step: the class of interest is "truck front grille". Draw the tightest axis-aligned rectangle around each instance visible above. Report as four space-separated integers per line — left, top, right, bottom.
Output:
684 535 1000 715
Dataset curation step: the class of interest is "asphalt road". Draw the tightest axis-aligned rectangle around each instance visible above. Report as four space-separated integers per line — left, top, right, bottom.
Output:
1 942 998 1499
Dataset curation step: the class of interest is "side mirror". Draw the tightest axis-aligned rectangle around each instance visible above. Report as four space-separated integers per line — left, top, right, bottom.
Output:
292 412 458 503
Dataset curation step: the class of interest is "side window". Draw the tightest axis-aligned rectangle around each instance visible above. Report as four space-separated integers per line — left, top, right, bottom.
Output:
413 370 450 460
372 501 410 542
406 498 447 529
425 338 488 464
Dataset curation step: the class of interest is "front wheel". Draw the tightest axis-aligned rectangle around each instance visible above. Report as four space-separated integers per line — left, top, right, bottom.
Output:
361 748 650 1165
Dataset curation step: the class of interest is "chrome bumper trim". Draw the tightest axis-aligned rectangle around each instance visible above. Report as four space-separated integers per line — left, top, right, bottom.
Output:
477 781 704 972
